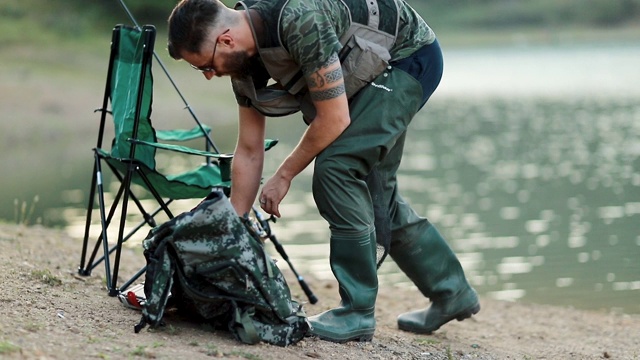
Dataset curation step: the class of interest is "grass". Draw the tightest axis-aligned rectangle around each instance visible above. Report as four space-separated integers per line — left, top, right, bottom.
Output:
23 322 42 332
0 341 20 355
148 324 181 336
202 343 261 359
228 350 262 360
130 346 146 357
415 337 441 345
31 269 63 286
204 343 221 357
446 345 455 360
14 195 39 226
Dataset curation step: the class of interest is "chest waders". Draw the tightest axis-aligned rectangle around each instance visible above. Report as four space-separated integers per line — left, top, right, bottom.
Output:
306 62 420 341
311 41 479 340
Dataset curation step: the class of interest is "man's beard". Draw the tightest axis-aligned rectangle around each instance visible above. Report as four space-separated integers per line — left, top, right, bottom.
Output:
222 50 253 79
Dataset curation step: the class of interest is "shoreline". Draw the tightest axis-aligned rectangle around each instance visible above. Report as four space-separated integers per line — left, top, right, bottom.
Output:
1 223 639 359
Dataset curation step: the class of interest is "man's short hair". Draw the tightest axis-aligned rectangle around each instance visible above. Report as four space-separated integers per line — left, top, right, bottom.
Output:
167 0 222 59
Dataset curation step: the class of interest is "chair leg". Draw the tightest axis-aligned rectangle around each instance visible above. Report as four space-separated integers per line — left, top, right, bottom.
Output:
79 157 100 276
80 152 119 278
95 156 114 291
86 184 125 273
109 164 136 296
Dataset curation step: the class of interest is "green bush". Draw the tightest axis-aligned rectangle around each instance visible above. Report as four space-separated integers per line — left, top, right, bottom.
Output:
3 0 639 41
408 0 640 29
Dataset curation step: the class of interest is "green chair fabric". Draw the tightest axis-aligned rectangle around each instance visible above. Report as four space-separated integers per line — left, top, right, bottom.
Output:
78 24 277 295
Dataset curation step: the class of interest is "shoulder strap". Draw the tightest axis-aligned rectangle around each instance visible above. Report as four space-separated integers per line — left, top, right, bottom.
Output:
135 229 176 332
232 306 261 345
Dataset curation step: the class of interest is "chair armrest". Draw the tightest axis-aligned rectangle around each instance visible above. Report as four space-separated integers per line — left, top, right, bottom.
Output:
130 139 231 158
129 138 278 182
155 125 212 142
264 139 279 151
131 138 278 154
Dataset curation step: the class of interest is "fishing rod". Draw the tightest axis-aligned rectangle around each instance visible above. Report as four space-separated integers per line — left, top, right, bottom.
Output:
252 208 318 304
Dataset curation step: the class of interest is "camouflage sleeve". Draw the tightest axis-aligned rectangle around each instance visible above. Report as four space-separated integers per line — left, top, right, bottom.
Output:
279 0 342 77
390 1 436 60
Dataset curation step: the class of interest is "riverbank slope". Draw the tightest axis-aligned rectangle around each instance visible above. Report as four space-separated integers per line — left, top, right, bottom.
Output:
1 224 638 359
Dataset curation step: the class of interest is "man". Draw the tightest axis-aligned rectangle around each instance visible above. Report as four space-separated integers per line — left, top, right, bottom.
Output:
167 0 480 343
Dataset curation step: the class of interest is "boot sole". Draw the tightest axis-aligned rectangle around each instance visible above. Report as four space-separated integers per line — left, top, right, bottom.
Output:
310 329 374 343
456 302 481 321
399 302 481 335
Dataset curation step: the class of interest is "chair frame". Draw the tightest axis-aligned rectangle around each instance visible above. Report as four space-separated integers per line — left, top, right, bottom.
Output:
77 25 229 296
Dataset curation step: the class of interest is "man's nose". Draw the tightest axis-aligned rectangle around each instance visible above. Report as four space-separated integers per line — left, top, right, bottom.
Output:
203 71 215 80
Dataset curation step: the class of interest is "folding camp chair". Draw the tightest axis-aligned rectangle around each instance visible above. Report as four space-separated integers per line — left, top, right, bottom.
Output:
77 24 278 296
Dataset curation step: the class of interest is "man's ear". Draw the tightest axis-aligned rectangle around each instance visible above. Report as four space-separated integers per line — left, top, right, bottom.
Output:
220 32 234 49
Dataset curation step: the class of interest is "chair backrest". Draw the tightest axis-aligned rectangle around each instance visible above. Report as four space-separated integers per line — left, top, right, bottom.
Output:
108 25 157 169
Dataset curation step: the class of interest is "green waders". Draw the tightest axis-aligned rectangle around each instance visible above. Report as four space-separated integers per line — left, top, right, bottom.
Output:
309 67 420 342
309 66 478 341
308 232 378 342
389 205 480 334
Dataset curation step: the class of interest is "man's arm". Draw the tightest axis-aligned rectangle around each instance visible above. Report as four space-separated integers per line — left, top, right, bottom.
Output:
230 105 267 216
259 53 350 217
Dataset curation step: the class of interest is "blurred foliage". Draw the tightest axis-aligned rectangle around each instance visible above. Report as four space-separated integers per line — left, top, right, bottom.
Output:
1 0 639 43
414 0 640 30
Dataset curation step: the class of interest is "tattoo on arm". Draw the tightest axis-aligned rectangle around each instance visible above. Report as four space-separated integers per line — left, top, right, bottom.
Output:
324 67 342 83
308 53 345 101
310 83 346 101
308 72 325 88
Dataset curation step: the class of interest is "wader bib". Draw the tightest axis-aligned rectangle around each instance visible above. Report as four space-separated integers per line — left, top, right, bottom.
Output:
312 64 422 255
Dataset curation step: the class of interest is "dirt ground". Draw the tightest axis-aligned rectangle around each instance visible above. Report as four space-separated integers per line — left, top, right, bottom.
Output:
1 224 639 360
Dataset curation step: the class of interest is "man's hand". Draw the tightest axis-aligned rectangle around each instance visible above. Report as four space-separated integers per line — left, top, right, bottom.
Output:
258 172 291 218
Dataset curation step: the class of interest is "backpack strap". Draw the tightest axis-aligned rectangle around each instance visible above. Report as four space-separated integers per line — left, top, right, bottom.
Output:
135 227 176 333
231 305 261 345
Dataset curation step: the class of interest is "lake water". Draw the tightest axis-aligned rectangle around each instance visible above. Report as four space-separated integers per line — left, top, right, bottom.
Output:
2 43 639 314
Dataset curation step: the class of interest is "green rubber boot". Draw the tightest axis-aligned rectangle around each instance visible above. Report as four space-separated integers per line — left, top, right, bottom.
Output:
308 233 378 342
391 225 480 334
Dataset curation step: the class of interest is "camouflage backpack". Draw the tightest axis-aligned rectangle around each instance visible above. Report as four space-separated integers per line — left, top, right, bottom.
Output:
133 190 309 346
